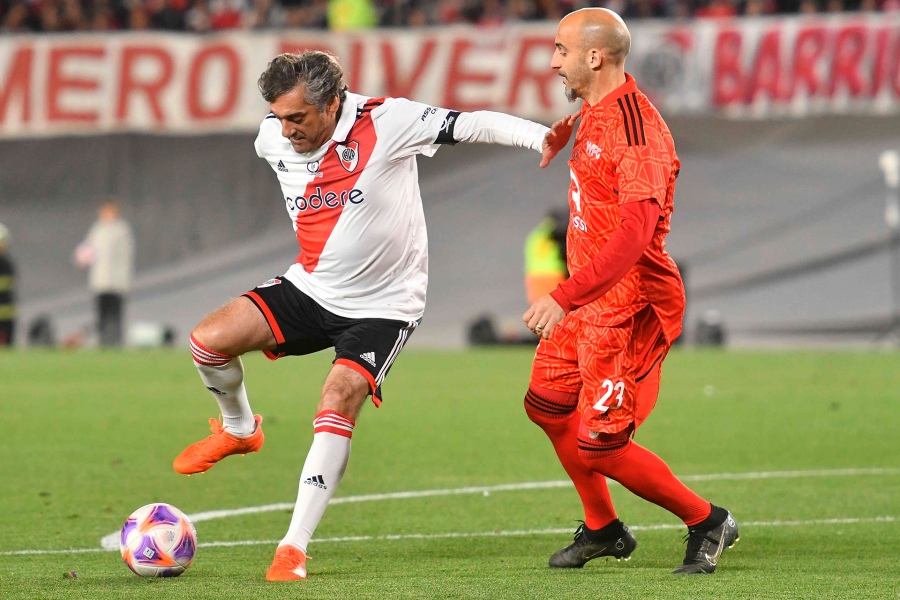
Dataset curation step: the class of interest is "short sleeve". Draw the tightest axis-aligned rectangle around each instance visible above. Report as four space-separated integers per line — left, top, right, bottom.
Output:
607 119 672 208
255 114 280 160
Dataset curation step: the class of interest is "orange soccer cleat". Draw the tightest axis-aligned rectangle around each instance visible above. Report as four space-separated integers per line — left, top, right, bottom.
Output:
265 544 308 581
173 415 264 475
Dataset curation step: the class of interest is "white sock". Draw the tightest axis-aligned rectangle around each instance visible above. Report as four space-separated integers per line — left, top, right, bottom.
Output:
190 335 256 437
280 411 355 552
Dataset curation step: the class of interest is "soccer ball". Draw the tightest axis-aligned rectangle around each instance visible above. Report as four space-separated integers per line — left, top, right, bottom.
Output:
120 503 197 577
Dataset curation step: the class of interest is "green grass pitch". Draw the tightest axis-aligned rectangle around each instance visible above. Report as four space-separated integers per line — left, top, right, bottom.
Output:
1 348 898 599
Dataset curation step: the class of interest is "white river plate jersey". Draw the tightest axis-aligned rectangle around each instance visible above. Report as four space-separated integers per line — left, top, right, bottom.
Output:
255 93 457 322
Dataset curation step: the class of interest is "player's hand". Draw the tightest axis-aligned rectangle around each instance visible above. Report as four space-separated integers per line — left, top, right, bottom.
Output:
523 295 566 339
540 113 578 168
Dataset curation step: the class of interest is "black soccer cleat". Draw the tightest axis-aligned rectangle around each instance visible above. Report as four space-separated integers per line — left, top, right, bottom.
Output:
672 510 739 574
549 521 637 568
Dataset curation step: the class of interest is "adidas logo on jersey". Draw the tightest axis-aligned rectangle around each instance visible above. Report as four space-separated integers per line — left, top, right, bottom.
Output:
586 141 602 159
360 352 376 367
303 475 327 489
277 160 288 172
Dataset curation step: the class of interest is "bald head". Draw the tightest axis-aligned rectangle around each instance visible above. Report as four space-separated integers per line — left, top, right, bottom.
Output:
560 8 631 67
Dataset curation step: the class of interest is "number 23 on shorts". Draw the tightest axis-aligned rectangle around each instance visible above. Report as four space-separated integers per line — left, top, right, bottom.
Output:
592 379 625 413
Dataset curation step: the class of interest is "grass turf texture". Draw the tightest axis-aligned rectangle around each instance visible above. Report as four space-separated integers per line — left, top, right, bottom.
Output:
1 348 898 599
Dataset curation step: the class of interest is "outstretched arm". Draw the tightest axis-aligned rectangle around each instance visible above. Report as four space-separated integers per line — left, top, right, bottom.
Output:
448 111 550 157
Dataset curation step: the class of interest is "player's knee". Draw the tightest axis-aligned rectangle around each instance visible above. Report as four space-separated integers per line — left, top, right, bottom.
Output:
190 321 230 354
319 390 367 422
190 331 237 370
319 367 370 420
524 386 578 426
191 298 262 356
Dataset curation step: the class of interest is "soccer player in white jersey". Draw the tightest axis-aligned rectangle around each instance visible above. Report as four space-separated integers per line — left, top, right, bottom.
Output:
172 50 568 581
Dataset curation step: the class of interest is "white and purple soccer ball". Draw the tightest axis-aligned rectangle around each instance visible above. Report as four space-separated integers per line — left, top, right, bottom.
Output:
120 503 197 577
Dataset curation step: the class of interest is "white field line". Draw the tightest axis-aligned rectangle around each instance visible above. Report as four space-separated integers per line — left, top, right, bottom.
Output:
1 467 896 556
174 467 900 524
3 516 896 556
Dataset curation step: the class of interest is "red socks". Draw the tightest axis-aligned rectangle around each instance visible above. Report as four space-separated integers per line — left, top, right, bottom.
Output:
578 430 711 526
526 385 712 527
524 386 618 530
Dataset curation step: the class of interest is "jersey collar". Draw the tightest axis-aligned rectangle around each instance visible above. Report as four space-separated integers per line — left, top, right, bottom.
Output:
331 91 362 144
588 73 638 114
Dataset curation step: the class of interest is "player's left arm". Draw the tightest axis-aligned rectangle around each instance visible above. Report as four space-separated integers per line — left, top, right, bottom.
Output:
377 99 549 160
448 110 550 154
452 109 578 167
524 200 659 337
550 200 660 310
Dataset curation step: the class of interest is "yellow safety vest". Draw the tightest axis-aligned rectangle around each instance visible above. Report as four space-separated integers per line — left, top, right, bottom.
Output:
525 218 567 276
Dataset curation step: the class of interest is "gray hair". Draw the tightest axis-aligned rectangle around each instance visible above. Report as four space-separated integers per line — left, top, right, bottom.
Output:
258 51 348 112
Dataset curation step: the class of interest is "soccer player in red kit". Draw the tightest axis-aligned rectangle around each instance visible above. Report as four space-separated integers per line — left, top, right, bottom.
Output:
526 8 739 574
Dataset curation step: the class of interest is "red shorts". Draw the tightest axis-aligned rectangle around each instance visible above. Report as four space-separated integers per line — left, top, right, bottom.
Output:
530 306 670 434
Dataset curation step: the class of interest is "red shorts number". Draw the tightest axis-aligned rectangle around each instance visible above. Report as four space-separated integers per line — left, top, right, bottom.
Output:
529 306 669 434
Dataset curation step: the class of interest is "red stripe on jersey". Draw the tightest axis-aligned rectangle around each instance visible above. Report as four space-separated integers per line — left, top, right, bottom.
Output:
294 106 380 273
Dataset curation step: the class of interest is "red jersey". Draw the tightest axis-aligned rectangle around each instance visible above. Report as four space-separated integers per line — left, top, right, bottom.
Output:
565 74 685 343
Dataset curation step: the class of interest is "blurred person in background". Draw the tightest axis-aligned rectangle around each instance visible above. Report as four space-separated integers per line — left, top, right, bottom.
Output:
2 0 39 30
170 50 561 582
694 0 739 16
282 0 327 28
327 0 378 29
150 0 188 29
185 0 213 29
524 207 569 304
524 7 739 575
379 0 434 26
74 200 136 348
0 223 16 347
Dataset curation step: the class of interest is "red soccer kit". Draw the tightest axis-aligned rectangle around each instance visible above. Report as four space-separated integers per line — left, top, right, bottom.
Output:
531 74 685 435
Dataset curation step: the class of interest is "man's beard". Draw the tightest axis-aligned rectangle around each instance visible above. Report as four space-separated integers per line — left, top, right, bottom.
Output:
565 87 578 103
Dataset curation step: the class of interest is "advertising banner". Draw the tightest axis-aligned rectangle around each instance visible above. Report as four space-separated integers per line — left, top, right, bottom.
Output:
0 15 897 138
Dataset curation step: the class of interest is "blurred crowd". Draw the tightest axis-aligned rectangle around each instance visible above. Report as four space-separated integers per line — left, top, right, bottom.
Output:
0 0 897 33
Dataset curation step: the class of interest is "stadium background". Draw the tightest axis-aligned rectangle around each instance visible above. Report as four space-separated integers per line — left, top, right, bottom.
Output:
1 9 899 349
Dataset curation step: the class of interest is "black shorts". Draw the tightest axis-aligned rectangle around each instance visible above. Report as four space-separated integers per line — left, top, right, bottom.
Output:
243 277 418 406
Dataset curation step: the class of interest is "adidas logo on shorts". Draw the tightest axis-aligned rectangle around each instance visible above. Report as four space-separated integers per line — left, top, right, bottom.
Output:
360 351 376 367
